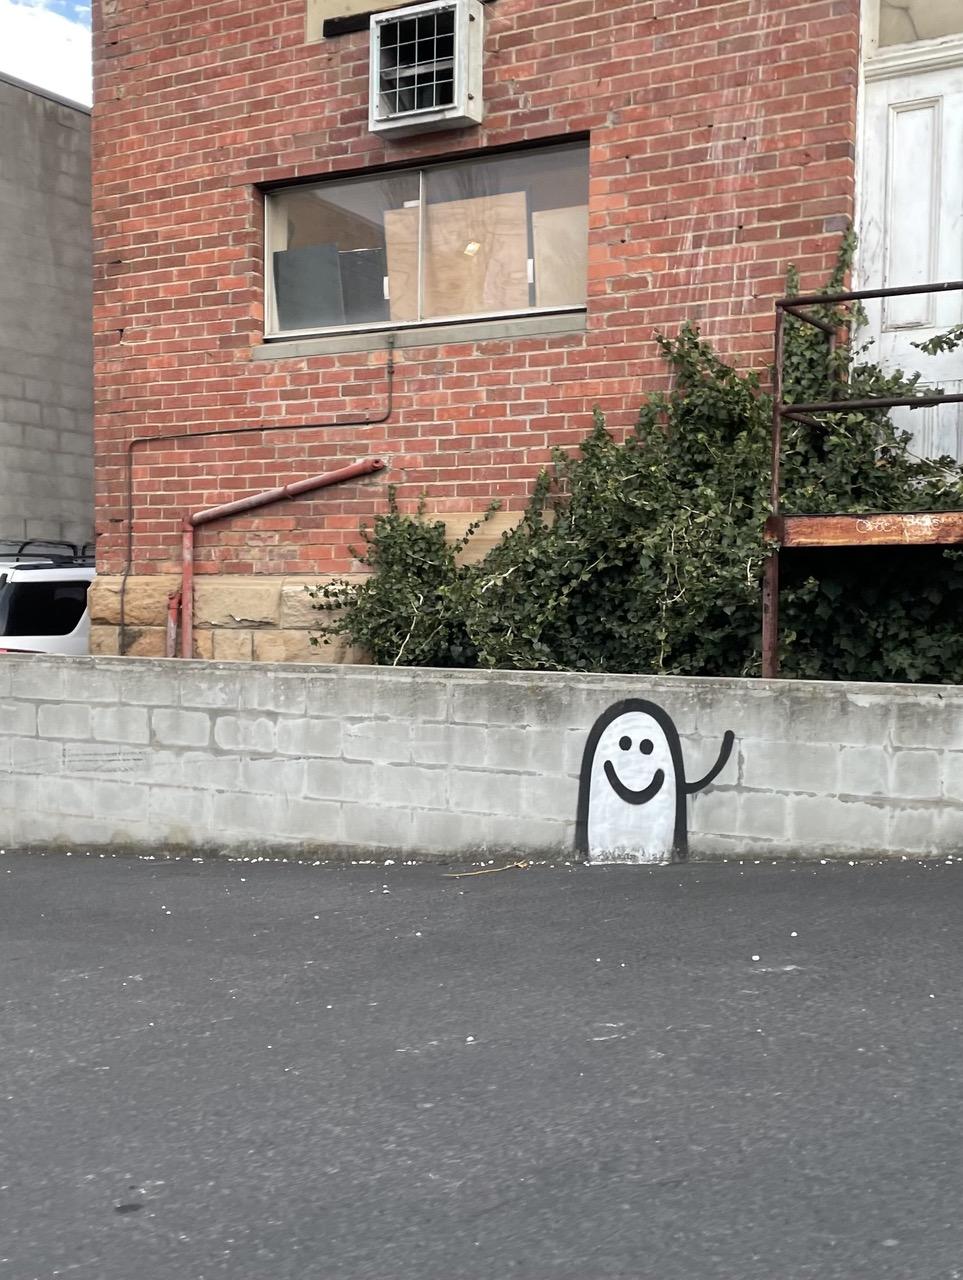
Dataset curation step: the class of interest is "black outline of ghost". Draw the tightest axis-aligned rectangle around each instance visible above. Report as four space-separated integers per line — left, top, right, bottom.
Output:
575 699 735 863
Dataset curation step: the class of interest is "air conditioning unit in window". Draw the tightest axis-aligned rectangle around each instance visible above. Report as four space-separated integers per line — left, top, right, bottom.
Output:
369 0 484 138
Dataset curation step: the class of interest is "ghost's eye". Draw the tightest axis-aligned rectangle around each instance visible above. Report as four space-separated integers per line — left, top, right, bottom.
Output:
639 739 654 755
618 736 632 751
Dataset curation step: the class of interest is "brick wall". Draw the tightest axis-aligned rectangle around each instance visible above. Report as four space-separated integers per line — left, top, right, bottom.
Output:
92 0 859 595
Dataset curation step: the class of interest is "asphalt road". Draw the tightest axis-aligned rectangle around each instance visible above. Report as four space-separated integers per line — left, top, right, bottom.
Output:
0 853 960 1280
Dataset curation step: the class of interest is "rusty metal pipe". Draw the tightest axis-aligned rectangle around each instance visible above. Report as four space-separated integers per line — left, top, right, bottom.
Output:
180 457 387 659
166 587 181 658
181 518 194 659
189 458 385 527
118 341 396 654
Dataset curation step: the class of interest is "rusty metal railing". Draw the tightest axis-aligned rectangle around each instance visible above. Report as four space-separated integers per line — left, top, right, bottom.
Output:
763 280 963 678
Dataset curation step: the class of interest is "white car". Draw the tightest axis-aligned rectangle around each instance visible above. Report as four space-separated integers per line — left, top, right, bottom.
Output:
0 545 95 656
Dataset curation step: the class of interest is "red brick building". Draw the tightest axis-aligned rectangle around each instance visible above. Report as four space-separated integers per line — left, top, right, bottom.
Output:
90 0 963 659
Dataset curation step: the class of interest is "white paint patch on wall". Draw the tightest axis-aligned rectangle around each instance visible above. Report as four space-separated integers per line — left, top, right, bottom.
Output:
584 709 678 864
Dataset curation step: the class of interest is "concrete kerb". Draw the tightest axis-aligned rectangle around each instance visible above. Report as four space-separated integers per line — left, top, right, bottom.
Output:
0 842 581 866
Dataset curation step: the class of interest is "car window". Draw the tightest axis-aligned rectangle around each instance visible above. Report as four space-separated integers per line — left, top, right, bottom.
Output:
0 581 89 637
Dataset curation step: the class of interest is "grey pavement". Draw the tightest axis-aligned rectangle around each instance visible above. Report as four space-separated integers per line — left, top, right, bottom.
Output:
0 853 960 1280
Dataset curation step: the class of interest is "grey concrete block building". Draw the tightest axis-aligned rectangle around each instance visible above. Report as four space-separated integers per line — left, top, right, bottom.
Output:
0 72 92 548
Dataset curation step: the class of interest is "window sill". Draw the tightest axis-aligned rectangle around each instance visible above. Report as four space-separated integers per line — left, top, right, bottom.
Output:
251 310 587 360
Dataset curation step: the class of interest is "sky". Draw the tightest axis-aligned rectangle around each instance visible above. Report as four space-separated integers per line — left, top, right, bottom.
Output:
0 0 92 106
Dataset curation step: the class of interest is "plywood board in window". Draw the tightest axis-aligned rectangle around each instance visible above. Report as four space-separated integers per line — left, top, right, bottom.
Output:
383 206 420 323
423 191 529 318
385 192 530 323
532 205 589 309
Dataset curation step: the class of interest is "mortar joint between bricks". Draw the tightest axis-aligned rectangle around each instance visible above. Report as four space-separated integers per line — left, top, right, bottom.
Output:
839 792 904 809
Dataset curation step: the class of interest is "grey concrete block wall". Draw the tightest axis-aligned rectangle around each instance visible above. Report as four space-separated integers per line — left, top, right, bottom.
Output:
0 75 93 547
1 655 962 860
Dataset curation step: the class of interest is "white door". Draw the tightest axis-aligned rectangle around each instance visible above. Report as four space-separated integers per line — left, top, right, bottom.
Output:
859 61 963 460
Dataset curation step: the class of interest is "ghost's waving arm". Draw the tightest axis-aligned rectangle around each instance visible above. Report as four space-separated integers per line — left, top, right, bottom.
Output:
683 730 735 795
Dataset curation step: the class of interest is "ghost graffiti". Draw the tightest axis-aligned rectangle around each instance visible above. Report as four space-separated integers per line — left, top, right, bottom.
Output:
575 699 735 865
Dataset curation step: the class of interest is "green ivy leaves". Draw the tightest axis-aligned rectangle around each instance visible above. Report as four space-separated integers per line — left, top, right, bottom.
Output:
311 238 963 684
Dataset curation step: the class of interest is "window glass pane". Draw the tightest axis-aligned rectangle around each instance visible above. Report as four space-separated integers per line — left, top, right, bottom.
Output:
267 143 589 335
417 145 589 321
0 582 88 636
269 171 419 332
879 0 963 46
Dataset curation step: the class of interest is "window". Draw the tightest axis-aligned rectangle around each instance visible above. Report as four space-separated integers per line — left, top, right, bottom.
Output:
0 581 89 637
878 0 963 47
264 142 590 339
369 0 484 136
376 5 458 116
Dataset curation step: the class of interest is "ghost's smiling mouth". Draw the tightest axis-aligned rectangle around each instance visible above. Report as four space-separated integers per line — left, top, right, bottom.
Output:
603 761 665 805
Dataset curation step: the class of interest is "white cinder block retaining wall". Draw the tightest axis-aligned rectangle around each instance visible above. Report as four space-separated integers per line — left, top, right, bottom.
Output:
1 656 961 860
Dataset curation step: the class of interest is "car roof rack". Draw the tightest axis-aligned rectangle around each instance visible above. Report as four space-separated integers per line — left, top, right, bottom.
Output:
0 537 94 567
0 537 80 556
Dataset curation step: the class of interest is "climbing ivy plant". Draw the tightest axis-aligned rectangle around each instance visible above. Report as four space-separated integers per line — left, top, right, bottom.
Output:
311 236 963 683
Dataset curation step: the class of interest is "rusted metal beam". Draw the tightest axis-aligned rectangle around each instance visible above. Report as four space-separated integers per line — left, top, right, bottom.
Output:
780 411 829 432
782 391 963 417
780 303 838 334
761 553 780 679
771 308 785 514
767 511 963 548
776 280 963 309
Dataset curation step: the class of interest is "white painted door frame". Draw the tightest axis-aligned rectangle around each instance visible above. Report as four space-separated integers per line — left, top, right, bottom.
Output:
856 2 963 460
